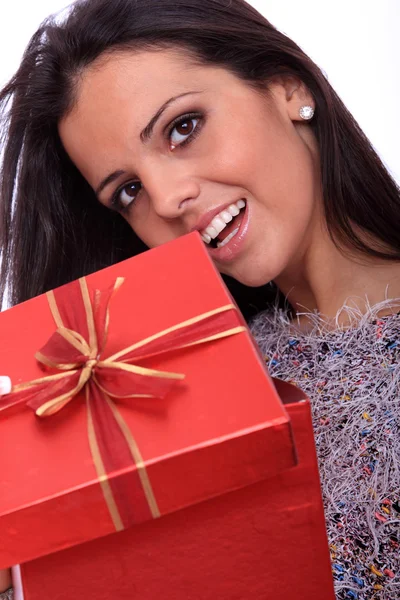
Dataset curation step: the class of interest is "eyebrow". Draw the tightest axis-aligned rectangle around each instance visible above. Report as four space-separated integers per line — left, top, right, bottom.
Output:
95 169 126 197
95 91 202 198
140 91 202 143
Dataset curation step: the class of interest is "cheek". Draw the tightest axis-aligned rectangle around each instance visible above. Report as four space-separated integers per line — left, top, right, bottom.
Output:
207 119 266 183
251 126 317 220
124 200 178 249
206 112 299 199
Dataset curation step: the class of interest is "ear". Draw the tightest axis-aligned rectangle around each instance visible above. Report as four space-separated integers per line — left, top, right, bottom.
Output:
268 76 315 122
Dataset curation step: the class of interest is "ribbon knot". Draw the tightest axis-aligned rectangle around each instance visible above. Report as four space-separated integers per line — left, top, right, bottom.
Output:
80 357 98 389
85 358 98 371
1 275 246 530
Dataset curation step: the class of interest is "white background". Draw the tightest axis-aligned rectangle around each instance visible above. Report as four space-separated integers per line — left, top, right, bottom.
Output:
0 0 399 182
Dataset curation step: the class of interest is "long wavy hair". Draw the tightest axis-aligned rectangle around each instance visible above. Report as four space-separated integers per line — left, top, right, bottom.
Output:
1 0 399 319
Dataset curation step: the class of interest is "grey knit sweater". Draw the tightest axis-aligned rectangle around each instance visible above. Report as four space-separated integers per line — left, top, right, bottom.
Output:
251 305 400 600
2 307 399 600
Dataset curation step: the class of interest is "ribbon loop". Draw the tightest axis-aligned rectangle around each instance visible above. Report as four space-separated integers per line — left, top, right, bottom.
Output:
2 276 246 530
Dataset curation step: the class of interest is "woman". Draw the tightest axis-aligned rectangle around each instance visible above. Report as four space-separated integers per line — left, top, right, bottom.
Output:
0 0 399 598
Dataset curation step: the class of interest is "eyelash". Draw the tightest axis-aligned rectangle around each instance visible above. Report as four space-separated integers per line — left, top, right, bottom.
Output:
110 112 204 212
166 111 204 148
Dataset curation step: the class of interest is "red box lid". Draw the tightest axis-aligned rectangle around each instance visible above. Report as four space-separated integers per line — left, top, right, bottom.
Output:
0 233 295 567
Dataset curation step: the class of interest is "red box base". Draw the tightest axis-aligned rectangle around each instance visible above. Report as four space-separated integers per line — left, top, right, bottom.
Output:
20 388 335 600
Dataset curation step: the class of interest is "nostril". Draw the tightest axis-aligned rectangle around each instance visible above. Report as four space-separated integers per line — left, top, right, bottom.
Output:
178 195 199 211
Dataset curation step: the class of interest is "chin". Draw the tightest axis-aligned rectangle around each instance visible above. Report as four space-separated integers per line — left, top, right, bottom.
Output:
235 275 273 288
221 266 276 288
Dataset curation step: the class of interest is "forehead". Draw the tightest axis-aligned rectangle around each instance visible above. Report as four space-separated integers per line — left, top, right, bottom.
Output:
75 48 204 106
59 49 227 180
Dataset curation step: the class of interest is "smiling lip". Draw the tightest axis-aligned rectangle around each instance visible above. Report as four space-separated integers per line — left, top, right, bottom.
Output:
191 202 238 234
207 199 250 263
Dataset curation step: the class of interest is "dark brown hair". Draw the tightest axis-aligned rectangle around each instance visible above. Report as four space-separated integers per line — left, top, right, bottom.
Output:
1 0 399 318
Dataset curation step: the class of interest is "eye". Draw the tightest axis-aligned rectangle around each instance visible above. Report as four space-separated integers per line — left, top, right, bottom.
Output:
112 181 142 211
168 114 202 149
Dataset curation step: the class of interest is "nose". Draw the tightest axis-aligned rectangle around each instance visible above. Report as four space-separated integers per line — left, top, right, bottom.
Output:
142 164 201 219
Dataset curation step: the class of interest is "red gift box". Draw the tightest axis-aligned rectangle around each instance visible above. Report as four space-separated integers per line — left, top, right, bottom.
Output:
0 233 334 598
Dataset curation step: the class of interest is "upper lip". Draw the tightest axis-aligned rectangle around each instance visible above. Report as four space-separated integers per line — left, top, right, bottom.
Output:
190 201 242 234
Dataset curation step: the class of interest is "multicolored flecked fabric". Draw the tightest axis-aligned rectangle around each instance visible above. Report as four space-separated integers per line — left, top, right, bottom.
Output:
251 307 400 600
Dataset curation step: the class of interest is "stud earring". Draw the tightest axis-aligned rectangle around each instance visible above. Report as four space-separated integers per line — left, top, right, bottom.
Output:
299 105 315 120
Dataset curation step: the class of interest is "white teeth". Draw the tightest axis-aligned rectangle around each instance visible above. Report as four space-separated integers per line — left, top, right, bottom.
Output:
228 204 240 217
200 199 246 244
220 210 233 223
211 216 227 234
204 225 219 239
217 227 240 248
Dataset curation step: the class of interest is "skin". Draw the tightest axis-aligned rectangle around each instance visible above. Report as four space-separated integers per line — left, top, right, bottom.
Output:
59 48 400 325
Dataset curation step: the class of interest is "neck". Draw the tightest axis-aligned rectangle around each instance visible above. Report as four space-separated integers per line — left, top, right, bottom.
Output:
274 230 400 328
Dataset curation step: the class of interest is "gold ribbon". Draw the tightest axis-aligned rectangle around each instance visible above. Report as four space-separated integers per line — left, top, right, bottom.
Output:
3 276 246 528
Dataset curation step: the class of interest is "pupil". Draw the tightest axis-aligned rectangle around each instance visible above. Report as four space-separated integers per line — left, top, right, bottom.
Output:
176 120 193 135
125 183 140 197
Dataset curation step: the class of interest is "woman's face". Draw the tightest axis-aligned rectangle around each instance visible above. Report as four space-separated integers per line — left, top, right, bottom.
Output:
59 48 320 287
